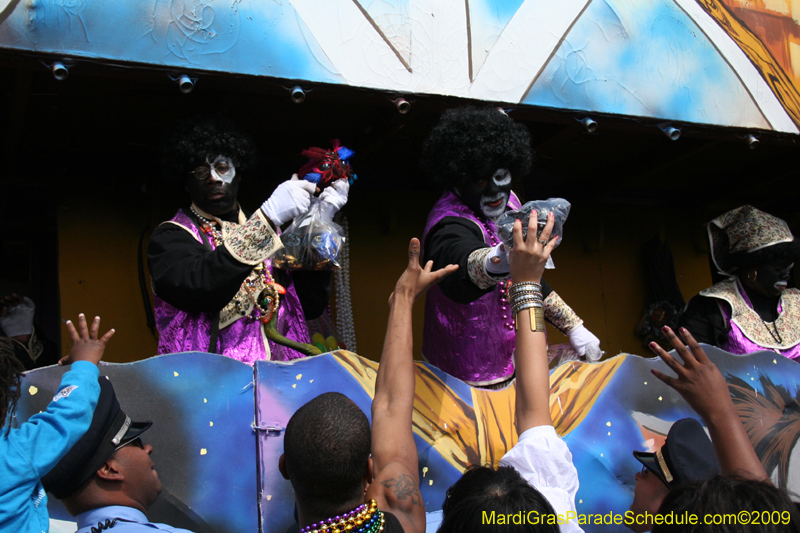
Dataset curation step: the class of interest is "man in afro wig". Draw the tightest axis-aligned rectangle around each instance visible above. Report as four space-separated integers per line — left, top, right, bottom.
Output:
419 107 600 387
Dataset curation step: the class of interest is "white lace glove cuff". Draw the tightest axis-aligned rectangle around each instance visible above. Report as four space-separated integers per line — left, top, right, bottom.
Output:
0 297 35 337
484 243 510 274
261 175 316 226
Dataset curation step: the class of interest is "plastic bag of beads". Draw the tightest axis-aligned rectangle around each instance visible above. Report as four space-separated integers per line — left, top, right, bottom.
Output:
272 199 344 271
495 198 571 269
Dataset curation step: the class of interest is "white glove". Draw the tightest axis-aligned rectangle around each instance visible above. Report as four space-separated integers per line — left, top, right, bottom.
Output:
484 243 510 274
0 296 35 337
261 175 316 226
318 179 350 220
568 324 602 360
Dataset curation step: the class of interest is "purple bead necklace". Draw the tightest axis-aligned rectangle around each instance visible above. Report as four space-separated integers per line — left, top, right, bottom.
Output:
481 218 514 331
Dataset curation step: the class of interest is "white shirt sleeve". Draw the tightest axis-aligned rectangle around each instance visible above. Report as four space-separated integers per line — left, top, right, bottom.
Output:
500 425 584 533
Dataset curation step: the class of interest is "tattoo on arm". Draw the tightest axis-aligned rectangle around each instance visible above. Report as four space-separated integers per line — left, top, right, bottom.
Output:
381 474 422 506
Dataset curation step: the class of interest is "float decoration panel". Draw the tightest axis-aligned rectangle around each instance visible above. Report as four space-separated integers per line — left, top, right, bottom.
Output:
13 346 800 533
0 0 798 132
16 352 258 533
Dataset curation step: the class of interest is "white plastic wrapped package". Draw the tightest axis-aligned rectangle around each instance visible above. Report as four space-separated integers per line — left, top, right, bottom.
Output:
496 198 571 269
272 199 344 271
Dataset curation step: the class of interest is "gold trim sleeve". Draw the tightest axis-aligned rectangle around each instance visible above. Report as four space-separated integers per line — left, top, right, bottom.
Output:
222 210 283 266
467 247 508 290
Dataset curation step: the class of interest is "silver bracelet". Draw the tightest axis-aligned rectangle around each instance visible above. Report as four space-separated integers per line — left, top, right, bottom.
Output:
509 282 542 296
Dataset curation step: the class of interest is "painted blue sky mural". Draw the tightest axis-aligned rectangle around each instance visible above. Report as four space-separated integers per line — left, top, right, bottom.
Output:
0 0 797 132
525 0 770 129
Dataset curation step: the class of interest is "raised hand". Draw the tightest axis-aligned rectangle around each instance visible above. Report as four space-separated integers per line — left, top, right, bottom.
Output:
509 211 558 284
389 238 458 305
0 293 25 313
649 326 769 481
58 314 115 366
648 327 730 421
318 178 350 219
261 174 317 226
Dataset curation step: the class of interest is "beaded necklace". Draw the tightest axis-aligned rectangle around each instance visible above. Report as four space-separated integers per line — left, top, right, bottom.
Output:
480 217 514 331
762 321 784 345
299 499 385 533
334 216 357 351
191 207 285 323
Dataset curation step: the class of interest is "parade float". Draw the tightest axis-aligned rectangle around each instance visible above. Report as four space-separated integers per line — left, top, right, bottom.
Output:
4 1 800 531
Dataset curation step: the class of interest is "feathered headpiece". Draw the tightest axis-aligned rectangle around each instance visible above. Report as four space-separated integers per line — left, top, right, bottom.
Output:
298 139 356 190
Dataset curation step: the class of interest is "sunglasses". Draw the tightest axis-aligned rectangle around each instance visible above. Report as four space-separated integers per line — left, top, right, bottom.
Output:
639 464 669 487
190 160 233 181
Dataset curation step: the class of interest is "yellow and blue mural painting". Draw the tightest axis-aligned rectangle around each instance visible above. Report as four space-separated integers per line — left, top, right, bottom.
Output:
15 346 800 533
1 0 800 132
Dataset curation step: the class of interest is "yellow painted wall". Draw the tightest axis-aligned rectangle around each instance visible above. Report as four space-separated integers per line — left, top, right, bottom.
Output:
538 205 712 356
58 197 159 363
58 188 713 363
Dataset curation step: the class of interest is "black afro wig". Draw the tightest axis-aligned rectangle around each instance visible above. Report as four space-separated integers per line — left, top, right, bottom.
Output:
420 106 533 190
162 115 255 185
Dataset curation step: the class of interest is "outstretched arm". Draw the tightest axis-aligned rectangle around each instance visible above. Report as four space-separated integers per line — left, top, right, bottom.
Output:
498 214 582 524
424 218 555 304
650 327 769 482
368 238 457 533
509 212 559 433
15 314 113 478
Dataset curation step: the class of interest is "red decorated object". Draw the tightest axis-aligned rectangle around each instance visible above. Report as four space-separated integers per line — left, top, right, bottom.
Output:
297 139 355 189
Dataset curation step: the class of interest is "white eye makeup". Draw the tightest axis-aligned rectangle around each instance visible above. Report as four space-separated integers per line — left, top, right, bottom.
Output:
492 169 512 187
209 155 236 184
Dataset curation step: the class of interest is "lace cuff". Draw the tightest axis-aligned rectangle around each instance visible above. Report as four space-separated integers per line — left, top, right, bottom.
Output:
468 247 509 290
544 291 584 334
222 210 283 265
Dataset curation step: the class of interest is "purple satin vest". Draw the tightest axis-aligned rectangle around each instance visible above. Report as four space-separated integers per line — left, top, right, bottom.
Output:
718 289 800 360
421 191 522 385
153 210 311 365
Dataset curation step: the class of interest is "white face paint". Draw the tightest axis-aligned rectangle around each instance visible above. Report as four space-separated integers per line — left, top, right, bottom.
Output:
208 155 236 184
479 169 512 219
492 168 512 187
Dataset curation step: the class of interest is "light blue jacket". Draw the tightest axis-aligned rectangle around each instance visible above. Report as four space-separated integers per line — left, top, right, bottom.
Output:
0 361 100 533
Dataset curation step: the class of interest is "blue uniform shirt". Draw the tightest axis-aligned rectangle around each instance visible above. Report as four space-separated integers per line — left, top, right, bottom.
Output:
76 506 197 533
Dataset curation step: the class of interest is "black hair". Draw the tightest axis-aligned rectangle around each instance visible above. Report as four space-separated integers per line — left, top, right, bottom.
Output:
730 241 800 272
420 107 533 191
283 392 371 516
653 476 800 533
437 466 560 533
0 338 25 434
162 115 255 185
